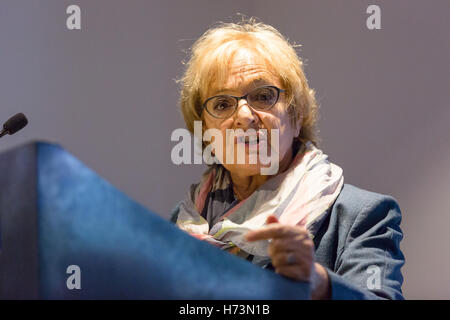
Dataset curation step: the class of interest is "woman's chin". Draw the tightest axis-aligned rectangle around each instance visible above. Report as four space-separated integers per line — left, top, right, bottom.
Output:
222 161 275 177
224 163 261 177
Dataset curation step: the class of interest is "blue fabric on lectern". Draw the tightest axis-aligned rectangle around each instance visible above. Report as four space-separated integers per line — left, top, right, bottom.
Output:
36 143 309 299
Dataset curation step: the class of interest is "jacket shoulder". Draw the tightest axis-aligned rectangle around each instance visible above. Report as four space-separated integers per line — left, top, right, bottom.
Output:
332 183 402 223
323 183 403 253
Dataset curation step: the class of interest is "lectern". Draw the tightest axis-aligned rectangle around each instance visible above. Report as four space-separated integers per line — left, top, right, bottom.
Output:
0 142 310 299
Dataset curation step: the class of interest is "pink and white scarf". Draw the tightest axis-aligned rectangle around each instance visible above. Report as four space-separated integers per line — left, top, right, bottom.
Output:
175 141 344 266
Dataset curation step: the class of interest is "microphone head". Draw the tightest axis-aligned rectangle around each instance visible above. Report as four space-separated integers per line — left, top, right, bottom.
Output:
3 113 28 135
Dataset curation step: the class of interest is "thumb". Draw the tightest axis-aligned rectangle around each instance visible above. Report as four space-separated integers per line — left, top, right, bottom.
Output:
266 215 279 224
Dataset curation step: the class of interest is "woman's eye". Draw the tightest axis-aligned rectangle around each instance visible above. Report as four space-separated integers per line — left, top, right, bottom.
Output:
254 89 275 102
214 101 232 111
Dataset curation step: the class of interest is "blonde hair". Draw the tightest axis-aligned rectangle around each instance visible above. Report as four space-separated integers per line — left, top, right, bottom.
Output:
178 18 320 147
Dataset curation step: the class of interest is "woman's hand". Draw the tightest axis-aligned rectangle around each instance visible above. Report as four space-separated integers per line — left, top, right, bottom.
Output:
245 215 330 300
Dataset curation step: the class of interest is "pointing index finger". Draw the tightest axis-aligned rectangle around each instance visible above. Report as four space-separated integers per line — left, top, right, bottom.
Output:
245 224 300 242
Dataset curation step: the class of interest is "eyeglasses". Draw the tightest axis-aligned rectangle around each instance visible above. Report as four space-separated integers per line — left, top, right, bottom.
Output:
202 85 285 119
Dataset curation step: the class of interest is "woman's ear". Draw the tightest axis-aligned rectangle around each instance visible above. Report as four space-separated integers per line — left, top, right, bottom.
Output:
294 110 303 138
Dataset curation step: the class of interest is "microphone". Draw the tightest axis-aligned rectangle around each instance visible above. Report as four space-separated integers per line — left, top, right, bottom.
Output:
0 113 29 139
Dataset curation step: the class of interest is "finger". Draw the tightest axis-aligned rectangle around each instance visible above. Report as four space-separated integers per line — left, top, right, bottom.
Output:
246 224 308 242
268 236 313 256
246 224 295 241
246 215 280 242
270 246 314 269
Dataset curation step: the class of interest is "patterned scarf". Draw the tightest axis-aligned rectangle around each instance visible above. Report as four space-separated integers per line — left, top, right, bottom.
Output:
175 141 344 267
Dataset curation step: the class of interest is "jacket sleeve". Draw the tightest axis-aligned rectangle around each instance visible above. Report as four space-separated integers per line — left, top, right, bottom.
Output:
326 196 405 300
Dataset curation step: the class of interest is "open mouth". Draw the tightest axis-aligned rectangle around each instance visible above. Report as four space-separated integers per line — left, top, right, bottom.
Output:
234 131 267 146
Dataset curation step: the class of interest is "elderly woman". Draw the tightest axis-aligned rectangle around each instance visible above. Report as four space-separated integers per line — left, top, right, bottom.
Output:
170 19 404 300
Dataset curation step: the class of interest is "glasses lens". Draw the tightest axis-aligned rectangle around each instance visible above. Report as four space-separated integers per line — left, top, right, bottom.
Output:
206 96 236 118
248 87 278 110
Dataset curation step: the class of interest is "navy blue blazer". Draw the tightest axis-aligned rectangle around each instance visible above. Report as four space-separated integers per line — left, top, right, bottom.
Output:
171 183 405 300
304 183 403 299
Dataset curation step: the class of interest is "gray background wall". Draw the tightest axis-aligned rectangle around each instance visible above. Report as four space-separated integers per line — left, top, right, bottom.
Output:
0 0 448 299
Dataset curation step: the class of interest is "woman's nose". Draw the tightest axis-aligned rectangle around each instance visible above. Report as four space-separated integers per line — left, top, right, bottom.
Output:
235 99 257 127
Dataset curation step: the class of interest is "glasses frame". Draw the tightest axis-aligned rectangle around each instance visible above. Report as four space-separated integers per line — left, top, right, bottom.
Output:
202 85 285 119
